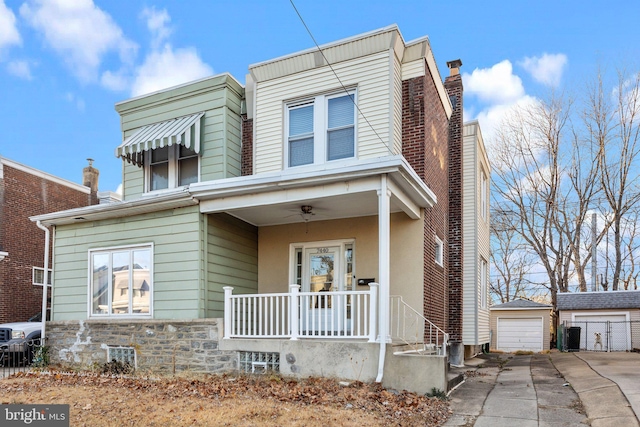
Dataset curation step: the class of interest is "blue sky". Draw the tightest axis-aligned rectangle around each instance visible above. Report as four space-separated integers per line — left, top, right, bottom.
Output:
1 0 639 193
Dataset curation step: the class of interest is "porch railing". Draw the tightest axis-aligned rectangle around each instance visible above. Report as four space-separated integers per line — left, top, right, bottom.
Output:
224 284 378 341
389 295 449 356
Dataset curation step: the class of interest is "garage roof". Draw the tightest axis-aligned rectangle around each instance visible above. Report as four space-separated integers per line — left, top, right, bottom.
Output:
557 291 640 310
491 298 552 310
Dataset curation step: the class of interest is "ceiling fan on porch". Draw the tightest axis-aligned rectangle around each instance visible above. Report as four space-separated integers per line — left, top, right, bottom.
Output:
300 205 315 222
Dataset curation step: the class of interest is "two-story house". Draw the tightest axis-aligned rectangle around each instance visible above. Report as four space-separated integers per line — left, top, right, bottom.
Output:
0 157 98 323
31 25 489 393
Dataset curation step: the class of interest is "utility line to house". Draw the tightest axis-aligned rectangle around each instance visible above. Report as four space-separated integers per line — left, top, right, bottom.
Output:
288 0 392 153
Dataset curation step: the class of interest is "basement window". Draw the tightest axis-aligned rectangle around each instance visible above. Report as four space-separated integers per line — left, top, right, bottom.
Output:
238 351 280 374
107 346 136 368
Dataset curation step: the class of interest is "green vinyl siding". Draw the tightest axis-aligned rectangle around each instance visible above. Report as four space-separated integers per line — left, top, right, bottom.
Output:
52 205 203 321
206 214 258 318
118 75 244 201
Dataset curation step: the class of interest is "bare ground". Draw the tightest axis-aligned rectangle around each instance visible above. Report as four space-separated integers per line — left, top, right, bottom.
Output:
0 370 451 426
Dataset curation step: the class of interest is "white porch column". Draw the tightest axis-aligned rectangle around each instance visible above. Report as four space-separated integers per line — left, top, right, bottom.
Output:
378 175 391 343
375 175 391 383
289 284 300 340
223 286 233 339
368 283 379 343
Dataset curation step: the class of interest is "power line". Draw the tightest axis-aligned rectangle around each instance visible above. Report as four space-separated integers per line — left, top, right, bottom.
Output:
288 0 390 152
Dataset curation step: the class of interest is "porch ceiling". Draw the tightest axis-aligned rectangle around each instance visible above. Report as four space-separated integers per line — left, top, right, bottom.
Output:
194 157 435 227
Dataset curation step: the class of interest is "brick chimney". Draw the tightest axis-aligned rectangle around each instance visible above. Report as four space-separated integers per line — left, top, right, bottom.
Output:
444 59 464 364
83 158 100 204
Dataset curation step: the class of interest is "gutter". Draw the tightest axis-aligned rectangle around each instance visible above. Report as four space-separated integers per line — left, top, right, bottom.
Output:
35 221 50 341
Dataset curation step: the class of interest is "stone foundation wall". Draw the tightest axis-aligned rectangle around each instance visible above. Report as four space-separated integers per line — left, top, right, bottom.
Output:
45 319 237 373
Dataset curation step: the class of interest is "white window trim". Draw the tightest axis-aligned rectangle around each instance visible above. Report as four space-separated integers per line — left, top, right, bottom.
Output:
288 239 356 288
284 89 357 169
481 169 488 221
480 257 488 309
144 146 200 194
87 243 154 318
434 236 444 267
32 266 52 286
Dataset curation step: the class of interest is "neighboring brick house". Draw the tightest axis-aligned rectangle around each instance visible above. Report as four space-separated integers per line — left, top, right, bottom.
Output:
32 25 489 393
0 157 98 323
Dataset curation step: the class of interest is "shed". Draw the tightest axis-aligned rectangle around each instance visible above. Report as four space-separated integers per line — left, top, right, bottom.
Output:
490 299 552 352
557 291 640 351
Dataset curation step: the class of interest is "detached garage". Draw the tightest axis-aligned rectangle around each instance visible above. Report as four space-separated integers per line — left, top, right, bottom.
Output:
490 299 552 352
558 291 640 352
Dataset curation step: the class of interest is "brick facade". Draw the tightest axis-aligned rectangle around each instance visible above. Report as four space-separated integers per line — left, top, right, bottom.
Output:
0 162 96 323
445 73 464 343
241 114 253 176
402 71 450 333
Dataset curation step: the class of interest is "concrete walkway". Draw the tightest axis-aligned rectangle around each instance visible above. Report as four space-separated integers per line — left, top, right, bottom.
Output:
444 352 640 426
446 353 589 426
551 352 639 427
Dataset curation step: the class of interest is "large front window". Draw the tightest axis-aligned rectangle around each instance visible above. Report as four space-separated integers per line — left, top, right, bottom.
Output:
287 91 356 168
147 145 198 191
90 244 152 316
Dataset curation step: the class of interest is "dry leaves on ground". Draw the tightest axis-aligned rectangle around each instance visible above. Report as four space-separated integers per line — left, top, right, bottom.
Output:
0 370 451 426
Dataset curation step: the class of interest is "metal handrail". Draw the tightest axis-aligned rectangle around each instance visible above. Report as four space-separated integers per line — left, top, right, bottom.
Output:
389 295 448 356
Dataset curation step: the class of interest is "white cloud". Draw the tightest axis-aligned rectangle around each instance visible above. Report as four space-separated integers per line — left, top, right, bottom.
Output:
463 60 525 105
128 8 211 97
100 69 129 92
65 92 85 111
463 60 535 145
519 53 568 87
20 0 137 82
0 0 21 49
475 95 538 148
6 60 32 79
130 45 213 97
141 6 172 49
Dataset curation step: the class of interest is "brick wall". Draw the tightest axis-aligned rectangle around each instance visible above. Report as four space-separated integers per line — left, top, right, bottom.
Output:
0 164 95 323
46 319 236 373
445 73 464 343
402 72 450 332
241 114 253 176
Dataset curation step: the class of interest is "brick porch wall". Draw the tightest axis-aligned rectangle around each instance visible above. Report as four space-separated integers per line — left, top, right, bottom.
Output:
402 72 450 332
0 164 95 323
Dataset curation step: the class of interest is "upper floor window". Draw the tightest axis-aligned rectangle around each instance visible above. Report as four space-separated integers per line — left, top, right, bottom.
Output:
287 91 356 168
147 145 199 191
481 169 488 221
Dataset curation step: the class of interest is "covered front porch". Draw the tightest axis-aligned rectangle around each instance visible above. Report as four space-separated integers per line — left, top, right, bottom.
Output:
191 156 450 391
219 282 449 393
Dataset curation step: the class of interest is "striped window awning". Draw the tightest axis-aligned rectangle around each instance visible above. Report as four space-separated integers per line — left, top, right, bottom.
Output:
115 112 205 166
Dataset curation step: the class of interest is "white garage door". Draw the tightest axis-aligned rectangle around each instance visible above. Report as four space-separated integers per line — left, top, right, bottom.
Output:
573 314 629 351
497 317 543 352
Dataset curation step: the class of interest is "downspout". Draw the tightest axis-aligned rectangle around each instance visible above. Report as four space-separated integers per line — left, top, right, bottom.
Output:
36 221 50 341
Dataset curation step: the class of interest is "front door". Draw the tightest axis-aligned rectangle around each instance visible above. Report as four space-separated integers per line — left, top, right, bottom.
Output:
295 242 354 334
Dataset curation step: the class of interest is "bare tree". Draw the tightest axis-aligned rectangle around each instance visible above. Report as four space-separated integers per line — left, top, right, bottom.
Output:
589 69 640 290
490 207 537 303
491 95 576 310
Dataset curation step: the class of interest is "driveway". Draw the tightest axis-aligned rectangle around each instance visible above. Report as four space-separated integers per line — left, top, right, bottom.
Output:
445 353 588 426
551 351 640 426
446 352 640 426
